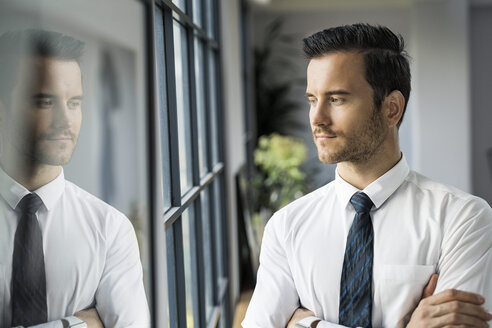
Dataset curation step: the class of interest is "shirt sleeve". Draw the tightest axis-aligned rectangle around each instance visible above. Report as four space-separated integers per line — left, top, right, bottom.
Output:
435 197 492 309
242 214 301 328
30 320 64 328
297 316 349 328
316 321 350 328
95 216 150 327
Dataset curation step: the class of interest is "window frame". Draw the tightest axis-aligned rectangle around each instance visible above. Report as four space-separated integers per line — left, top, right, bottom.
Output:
149 0 230 327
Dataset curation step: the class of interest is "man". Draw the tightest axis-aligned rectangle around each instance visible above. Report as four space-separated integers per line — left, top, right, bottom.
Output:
242 24 492 328
0 30 150 327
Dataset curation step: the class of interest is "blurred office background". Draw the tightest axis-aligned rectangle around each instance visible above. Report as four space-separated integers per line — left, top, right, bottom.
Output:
0 0 491 327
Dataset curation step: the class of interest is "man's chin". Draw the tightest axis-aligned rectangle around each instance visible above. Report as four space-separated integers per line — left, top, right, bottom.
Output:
318 153 339 164
32 151 74 166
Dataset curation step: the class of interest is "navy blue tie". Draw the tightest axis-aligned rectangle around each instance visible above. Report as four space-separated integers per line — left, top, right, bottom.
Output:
339 192 374 328
11 193 48 327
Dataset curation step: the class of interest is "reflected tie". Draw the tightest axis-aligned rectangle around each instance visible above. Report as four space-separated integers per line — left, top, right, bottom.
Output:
11 193 48 327
339 192 374 328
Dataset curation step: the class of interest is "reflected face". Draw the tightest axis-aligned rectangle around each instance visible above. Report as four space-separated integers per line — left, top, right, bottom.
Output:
306 51 387 164
3 57 83 166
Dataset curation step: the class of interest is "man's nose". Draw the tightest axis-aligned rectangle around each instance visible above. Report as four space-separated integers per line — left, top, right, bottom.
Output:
310 101 332 126
53 102 72 128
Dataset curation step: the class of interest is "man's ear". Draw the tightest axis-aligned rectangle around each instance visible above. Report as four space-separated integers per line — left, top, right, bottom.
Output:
383 90 405 128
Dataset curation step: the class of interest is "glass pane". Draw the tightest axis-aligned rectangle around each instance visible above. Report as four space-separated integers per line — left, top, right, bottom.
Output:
208 48 219 165
172 0 186 13
201 188 213 320
205 0 215 39
182 207 195 328
0 0 151 323
195 36 208 176
156 6 171 210
192 0 203 28
174 21 193 194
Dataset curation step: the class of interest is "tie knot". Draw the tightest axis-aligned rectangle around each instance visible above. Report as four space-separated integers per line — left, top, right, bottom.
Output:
350 192 373 214
17 193 43 215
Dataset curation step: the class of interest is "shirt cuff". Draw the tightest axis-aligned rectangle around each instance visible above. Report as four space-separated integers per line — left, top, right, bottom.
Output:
296 316 321 327
30 321 64 328
316 320 354 328
295 317 353 328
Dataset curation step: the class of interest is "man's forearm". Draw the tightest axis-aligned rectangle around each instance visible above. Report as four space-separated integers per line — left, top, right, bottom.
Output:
26 308 103 328
74 308 104 328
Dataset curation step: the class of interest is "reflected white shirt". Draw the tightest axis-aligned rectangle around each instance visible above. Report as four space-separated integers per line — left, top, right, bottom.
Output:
242 156 492 328
0 168 150 327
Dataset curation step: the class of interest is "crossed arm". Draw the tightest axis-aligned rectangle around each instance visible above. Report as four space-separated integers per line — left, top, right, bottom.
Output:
286 274 492 328
24 309 103 328
244 201 492 328
74 309 104 328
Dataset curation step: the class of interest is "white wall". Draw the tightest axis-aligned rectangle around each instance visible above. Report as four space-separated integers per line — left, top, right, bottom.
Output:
470 5 492 205
220 0 246 309
410 0 471 192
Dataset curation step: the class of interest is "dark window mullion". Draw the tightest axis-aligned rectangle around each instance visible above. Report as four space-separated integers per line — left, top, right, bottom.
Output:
207 180 219 306
145 1 163 326
202 44 213 174
166 220 187 327
201 0 208 35
213 50 225 164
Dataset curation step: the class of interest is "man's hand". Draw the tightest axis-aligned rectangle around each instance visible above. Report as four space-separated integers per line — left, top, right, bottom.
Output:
74 308 104 328
286 307 315 328
407 274 492 327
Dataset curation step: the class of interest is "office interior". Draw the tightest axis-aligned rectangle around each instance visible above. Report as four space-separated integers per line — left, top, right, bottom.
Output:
0 0 491 327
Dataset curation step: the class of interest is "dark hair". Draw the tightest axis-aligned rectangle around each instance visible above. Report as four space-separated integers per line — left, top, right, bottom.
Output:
0 29 84 108
303 23 411 127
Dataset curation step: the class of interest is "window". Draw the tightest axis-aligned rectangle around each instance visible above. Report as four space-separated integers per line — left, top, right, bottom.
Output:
156 0 230 327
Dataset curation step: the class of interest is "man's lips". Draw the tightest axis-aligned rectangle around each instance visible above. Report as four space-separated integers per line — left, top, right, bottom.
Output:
316 135 336 139
46 136 73 141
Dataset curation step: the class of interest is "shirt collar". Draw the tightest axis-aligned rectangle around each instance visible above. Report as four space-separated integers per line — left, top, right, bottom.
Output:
334 154 410 210
0 166 65 211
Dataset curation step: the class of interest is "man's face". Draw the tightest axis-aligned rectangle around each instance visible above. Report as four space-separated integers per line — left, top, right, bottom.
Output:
306 51 387 164
2 56 83 166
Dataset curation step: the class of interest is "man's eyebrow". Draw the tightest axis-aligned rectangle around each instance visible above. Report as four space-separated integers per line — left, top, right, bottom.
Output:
304 90 352 98
31 93 84 100
32 93 55 98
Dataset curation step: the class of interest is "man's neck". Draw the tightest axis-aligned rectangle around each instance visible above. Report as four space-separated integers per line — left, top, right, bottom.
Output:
0 156 62 191
337 149 402 191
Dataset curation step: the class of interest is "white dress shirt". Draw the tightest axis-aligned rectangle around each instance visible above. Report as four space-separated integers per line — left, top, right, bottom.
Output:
0 167 150 327
242 156 492 328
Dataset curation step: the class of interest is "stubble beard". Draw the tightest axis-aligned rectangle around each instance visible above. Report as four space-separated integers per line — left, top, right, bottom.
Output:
314 106 387 165
13 130 78 167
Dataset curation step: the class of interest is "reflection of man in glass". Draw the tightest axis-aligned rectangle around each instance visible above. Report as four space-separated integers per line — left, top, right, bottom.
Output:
0 30 149 327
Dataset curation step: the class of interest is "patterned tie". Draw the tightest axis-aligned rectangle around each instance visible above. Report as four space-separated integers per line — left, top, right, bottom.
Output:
339 192 374 328
11 193 48 327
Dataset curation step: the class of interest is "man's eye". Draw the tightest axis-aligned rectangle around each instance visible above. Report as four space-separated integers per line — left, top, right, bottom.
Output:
330 97 343 104
307 98 317 105
35 98 53 108
67 100 81 109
